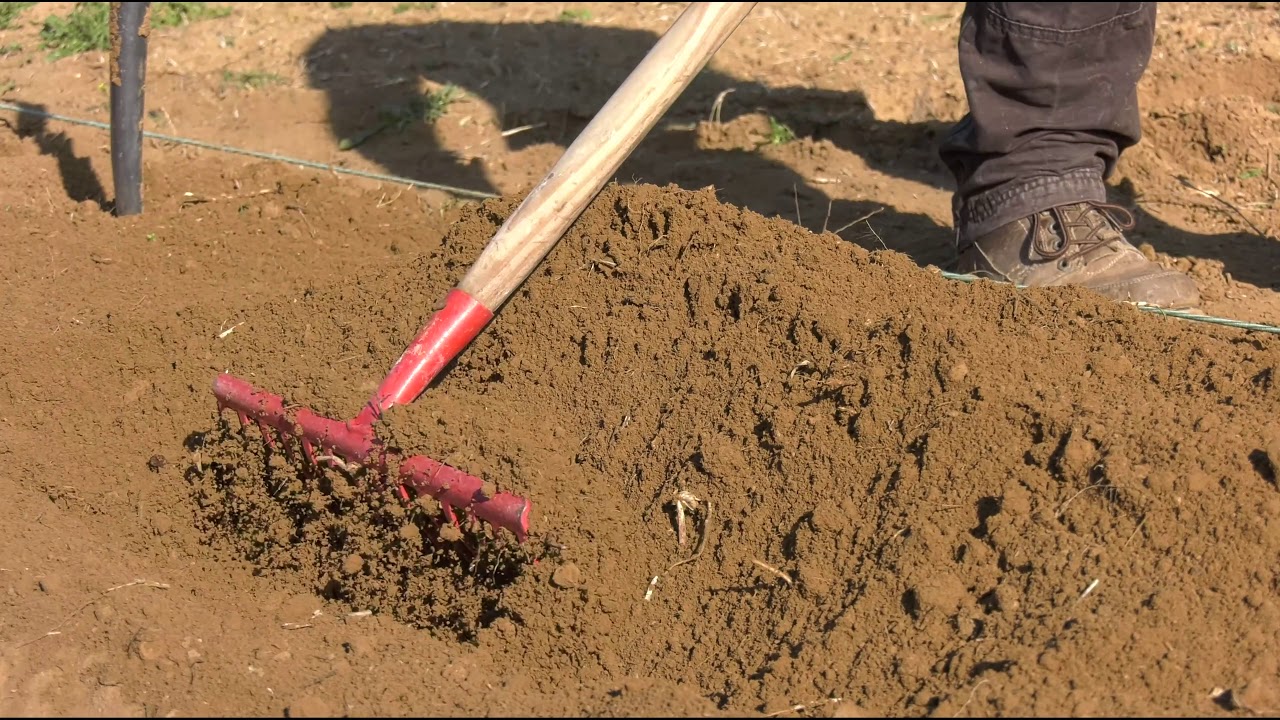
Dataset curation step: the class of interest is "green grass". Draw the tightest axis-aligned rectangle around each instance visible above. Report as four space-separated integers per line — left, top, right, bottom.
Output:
39 3 232 60
152 3 232 28
221 70 286 90
392 2 436 13
339 84 461 150
0 2 35 31
558 8 592 22
40 3 110 59
0 43 23 57
765 116 796 145
330 2 354 8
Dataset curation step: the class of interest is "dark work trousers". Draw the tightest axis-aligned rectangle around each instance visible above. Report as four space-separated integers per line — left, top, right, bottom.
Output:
939 2 1157 247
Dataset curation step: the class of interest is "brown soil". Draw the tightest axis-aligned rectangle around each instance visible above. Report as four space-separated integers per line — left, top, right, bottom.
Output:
3 2 1280 718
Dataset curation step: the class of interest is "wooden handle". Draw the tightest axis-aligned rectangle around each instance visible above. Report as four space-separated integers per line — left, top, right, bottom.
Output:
457 1 757 309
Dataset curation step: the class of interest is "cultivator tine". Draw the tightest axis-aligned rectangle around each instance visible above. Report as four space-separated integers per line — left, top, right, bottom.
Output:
212 373 531 542
256 420 277 450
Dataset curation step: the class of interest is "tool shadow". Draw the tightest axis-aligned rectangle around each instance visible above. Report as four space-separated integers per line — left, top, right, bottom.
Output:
302 20 1280 289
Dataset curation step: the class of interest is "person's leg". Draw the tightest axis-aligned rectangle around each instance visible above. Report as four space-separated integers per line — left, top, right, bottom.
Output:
940 2 1200 309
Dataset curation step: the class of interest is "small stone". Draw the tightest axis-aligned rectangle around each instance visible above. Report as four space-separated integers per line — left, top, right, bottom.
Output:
94 604 116 623
551 563 582 589
341 554 364 576
147 455 167 472
344 636 374 658
947 361 969 385
37 577 60 594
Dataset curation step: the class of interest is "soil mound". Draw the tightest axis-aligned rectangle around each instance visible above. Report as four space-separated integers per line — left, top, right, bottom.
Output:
195 182 1280 716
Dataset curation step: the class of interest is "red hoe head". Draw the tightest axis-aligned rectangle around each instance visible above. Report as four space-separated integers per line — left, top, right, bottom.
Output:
212 289 531 543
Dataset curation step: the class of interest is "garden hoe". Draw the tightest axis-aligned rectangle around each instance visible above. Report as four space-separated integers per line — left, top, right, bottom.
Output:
212 2 758 544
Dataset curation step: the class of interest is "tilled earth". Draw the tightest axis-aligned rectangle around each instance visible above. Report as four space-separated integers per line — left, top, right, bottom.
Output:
2 2 1280 717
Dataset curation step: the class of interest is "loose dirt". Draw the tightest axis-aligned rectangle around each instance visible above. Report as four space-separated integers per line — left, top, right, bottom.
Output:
3 2 1280 718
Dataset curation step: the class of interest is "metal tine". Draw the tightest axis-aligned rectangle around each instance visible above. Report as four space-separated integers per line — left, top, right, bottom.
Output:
256 420 277 450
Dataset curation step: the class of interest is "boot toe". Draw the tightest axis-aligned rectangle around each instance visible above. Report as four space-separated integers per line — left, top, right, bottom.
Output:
1094 270 1201 311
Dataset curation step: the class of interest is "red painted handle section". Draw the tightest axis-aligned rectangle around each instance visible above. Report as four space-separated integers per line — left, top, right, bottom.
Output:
356 288 494 426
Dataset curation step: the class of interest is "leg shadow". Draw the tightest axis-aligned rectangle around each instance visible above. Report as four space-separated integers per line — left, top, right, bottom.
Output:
302 18 1272 278
5 100 109 210
302 20 953 260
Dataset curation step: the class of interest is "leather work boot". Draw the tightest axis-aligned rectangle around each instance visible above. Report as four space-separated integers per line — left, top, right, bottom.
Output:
954 201 1201 310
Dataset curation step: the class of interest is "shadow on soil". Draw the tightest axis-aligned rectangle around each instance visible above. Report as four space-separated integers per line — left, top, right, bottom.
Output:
2 100 109 210
16 20 1276 287
299 20 1280 289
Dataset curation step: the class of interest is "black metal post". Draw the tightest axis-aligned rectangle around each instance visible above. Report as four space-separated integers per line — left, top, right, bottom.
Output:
109 2 150 217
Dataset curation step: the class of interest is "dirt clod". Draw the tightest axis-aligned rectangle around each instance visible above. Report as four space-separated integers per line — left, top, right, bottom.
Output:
551 563 583 590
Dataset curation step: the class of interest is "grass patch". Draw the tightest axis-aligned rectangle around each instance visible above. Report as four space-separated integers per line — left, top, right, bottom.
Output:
558 8 592 22
222 70 286 90
40 3 109 59
0 2 35 31
0 43 23 57
392 2 436 13
39 3 232 60
765 116 796 145
339 84 460 150
152 3 233 28
330 2 354 7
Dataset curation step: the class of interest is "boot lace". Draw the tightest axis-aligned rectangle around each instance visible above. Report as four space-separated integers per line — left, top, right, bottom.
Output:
1032 202 1136 268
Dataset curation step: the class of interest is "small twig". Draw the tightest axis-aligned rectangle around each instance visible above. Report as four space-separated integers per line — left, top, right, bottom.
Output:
499 122 545 138
821 198 833 234
832 207 884 236
709 88 736 124
643 575 660 602
217 320 245 339
375 185 408 209
107 579 170 593
288 205 317 238
1078 578 1101 602
314 454 361 474
1123 516 1147 548
952 679 990 718
16 578 169 648
792 184 803 228
645 499 712 600
1177 175 1269 237
789 360 813 380
752 559 794 587
1057 482 1109 517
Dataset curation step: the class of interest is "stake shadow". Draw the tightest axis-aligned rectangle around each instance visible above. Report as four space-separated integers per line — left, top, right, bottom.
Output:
302 20 1279 288
3 100 109 210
